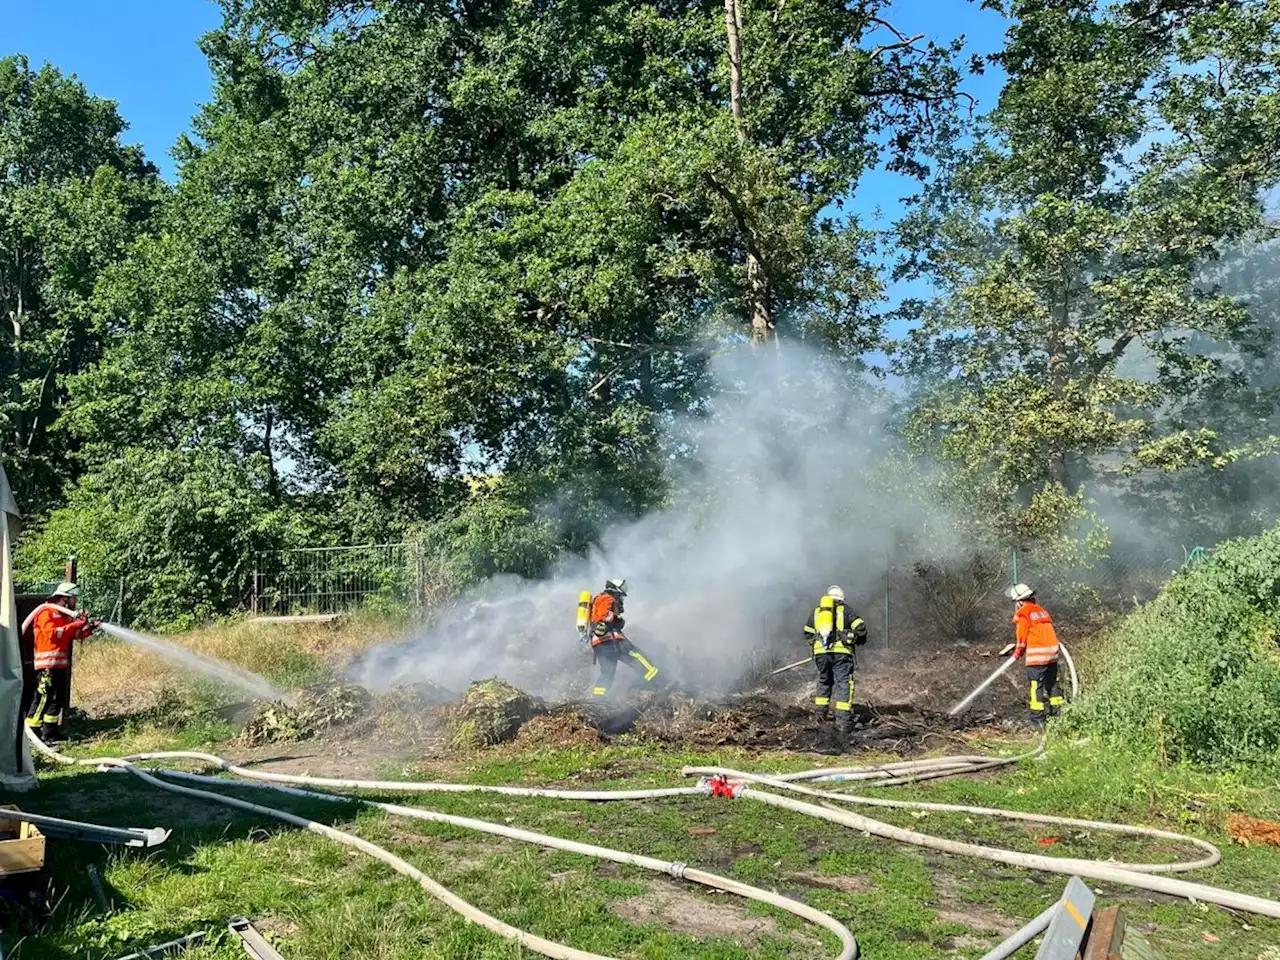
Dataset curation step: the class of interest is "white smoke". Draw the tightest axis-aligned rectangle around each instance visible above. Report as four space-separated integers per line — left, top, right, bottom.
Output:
350 344 944 699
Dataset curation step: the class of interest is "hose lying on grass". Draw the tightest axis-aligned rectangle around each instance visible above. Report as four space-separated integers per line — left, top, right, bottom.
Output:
694 764 1220 872
681 765 1280 919
27 731 859 960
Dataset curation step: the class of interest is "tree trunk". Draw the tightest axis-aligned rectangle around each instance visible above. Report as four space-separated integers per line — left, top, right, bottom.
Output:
1047 274 1071 489
264 410 279 500
724 0 744 125
723 0 774 346
747 254 772 345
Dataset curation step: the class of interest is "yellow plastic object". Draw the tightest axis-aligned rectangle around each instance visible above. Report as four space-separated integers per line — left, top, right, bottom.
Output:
815 595 835 642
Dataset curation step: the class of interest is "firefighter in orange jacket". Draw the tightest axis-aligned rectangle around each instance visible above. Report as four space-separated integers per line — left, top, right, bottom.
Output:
24 581 98 741
583 579 661 698
1008 583 1063 723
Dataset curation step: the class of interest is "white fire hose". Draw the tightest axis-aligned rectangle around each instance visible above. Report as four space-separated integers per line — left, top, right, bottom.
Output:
949 642 1079 717
24 633 1280 960
28 732 858 960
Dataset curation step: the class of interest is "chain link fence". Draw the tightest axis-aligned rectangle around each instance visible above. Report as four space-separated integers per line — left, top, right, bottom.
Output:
244 538 1214 636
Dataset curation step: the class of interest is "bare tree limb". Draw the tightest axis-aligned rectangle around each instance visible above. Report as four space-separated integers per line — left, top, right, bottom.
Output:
870 34 926 60
867 16 916 44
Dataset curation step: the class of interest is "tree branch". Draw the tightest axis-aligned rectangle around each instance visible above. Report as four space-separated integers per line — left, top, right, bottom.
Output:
704 173 765 260
25 330 69 451
584 337 691 353
1100 331 1138 367
869 34 925 60
867 16 915 44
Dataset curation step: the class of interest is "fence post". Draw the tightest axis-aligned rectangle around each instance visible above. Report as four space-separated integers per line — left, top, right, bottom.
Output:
883 552 890 651
252 558 259 617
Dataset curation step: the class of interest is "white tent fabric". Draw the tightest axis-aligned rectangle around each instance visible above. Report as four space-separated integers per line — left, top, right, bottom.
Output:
0 461 35 791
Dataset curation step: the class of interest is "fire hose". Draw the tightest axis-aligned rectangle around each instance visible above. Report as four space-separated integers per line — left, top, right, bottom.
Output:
29 729 1280 932
23 634 1280 958
27 732 859 960
949 642 1079 718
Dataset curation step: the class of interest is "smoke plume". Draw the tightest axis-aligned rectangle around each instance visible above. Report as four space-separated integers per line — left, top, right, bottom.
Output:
350 344 952 699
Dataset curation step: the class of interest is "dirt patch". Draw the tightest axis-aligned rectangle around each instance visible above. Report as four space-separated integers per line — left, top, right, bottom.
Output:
617 689 977 754
941 933 997 951
611 882 778 942
790 871 875 894
249 916 300 942
931 874 1020 936
515 712 601 748
230 738 427 781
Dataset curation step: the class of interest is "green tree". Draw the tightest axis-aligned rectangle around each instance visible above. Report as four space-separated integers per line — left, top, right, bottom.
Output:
897 0 1280 563
76 0 966 552
15 447 289 629
0 56 162 511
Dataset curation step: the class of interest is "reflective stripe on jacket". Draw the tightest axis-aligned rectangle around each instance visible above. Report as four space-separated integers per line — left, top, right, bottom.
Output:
1013 603 1059 666
30 604 89 670
804 600 866 656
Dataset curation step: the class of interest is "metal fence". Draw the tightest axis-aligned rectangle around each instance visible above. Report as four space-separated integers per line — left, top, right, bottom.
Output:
247 538 1212 631
251 543 425 616
17 574 125 624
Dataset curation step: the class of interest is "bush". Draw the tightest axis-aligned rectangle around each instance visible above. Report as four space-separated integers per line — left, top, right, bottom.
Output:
1067 524 1280 769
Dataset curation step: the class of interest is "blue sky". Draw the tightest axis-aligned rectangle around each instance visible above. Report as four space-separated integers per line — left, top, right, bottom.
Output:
2 0 1009 189
1 0 222 180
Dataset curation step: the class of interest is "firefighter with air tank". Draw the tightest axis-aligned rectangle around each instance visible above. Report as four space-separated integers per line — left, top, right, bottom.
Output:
577 579 662 698
803 585 868 734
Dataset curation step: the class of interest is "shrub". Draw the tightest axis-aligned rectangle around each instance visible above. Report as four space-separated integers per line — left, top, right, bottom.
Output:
1067 524 1280 769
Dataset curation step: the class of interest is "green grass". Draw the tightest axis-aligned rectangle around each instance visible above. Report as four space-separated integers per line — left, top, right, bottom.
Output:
6 724 1280 959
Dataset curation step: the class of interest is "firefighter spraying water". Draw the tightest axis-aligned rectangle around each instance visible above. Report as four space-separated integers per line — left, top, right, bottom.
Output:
1007 583 1064 724
23 581 99 741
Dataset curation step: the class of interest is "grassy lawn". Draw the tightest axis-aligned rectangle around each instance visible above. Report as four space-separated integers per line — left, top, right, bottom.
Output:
6 721 1280 960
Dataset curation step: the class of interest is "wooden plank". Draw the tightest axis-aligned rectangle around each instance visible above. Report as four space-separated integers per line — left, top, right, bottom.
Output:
1120 927 1168 960
0 804 45 876
1083 906 1125 960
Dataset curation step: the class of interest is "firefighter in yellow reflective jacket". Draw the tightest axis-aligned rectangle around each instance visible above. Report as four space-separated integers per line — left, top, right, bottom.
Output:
803 585 867 732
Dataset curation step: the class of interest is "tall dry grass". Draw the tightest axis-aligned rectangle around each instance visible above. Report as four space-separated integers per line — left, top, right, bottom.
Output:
72 611 410 715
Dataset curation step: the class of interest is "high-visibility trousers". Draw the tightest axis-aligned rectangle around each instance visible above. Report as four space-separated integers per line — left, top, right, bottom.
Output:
1027 662 1064 719
814 652 855 725
26 667 71 732
590 638 660 698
